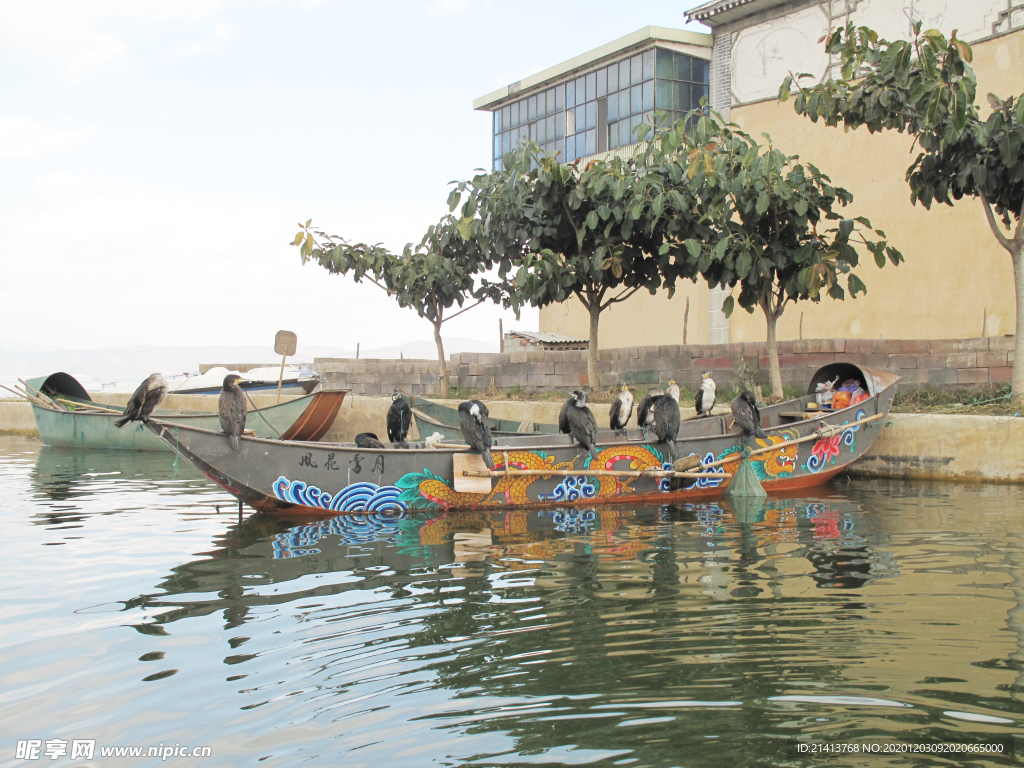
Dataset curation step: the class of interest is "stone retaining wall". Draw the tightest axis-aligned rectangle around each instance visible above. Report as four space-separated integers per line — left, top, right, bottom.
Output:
314 336 1015 395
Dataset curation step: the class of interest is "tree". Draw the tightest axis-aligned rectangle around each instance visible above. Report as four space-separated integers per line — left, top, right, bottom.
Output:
452 137 705 389
782 22 1024 401
650 112 901 398
292 215 509 398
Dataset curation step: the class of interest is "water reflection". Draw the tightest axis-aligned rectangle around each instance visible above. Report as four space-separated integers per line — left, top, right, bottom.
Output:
3 437 1023 766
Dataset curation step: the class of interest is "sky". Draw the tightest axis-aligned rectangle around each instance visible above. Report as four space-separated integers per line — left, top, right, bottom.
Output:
0 0 708 354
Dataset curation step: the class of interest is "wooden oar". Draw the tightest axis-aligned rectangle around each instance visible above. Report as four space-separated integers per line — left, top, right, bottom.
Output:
1 382 40 404
19 378 63 410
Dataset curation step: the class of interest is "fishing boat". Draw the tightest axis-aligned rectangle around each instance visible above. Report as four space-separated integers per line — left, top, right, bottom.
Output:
24 372 347 451
145 363 898 519
404 390 559 441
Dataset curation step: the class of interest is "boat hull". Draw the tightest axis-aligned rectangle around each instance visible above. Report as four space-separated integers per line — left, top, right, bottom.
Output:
148 367 897 519
33 391 346 451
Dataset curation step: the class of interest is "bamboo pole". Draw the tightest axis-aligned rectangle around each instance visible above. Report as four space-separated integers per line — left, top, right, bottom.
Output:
56 398 124 415
20 378 62 410
1 382 36 403
14 384 53 409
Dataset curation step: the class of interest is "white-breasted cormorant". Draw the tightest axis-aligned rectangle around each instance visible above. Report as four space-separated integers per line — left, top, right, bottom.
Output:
563 390 599 460
731 391 767 439
695 372 716 417
636 387 664 429
386 391 412 447
458 399 494 469
666 379 680 403
218 373 247 451
355 432 385 449
651 392 680 464
609 384 633 436
114 373 168 428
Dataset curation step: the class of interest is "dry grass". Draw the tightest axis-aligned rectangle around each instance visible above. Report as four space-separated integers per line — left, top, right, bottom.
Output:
891 384 1019 416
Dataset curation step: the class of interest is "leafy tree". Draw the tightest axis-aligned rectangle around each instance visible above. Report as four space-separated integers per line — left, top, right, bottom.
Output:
650 113 901 398
782 22 1024 401
452 137 706 389
292 216 509 398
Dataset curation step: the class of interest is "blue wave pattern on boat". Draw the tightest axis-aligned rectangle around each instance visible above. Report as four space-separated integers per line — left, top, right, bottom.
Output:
683 452 727 490
273 476 407 512
539 475 598 502
272 510 410 558
803 409 866 474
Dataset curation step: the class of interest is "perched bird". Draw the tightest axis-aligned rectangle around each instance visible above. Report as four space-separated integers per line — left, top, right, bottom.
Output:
386 391 412 447
651 392 681 464
114 373 168 428
636 387 664 429
666 379 680 403
609 384 633 436
218 373 247 451
731 391 767 440
558 397 572 434
695 372 716 417
458 399 494 469
355 432 385 449
564 390 599 460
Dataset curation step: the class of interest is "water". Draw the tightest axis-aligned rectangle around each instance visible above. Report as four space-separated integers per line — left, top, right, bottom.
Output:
2 434 1022 767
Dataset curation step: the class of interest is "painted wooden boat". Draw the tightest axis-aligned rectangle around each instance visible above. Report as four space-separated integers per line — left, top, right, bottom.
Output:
26 372 347 451
404 391 559 441
146 364 898 519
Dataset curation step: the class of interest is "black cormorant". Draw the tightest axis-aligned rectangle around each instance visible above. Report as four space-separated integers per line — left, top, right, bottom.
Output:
636 387 664 429
355 432 385 449
731 391 767 439
609 384 633 436
114 373 168 428
218 373 247 451
558 397 571 434
651 392 680 464
386 390 412 447
563 390 599 460
458 399 494 469
695 372 716 417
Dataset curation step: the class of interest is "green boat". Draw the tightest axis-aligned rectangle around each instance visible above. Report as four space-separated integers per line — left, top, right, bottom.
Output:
26 372 347 452
403 390 560 442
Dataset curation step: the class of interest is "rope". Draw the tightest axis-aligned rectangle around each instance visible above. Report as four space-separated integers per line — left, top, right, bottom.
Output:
243 391 283 439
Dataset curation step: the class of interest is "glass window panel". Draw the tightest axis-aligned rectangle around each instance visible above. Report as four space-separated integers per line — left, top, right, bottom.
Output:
617 59 628 89
565 108 576 136
511 101 520 127
552 113 563 139
607 62 619 92
656 48 673 79
676 82 691 112
607 92 618 121
656 80 672 111
692 58 709 84
494 134 501 158
630 114 642 135
546 88 555 115
608 122 619 150
502 131 511 154
619 118 631 146
545 115 555 141
643 49 655 81
585 72 596 102
695 82 709 106
555 84 565 112
494 158 503 171
585 100 596 130
565 79 576 109
585 128 596 156
566 134 576 161
630 54 642 85
502 105 511 130
675 53 691 82
527 96 537 122
529 122 537 142
596 68 607 98
630 84 642 115
555 138 564 158
575 77 585 102
576 104 585 132
519 99 528 121
642 81 654 111
493 111 501 133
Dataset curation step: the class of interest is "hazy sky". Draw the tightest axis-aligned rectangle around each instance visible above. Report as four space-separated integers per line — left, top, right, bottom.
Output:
0 0 707 353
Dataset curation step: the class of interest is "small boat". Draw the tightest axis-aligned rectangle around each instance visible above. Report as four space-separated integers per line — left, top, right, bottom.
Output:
170 366 321 396
404 390 559 441
146 364 898 519
25 372 347 451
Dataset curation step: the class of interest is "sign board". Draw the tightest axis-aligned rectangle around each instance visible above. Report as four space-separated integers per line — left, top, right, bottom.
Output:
274 330 297 357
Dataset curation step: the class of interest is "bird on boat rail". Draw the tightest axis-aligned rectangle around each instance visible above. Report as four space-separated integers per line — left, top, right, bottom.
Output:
387 390 411 448
563 390 599 461
219 373 247 452
114 374 167 428
609 384 633 437
731 391 767 440
695 372 716 417
458 399 494 469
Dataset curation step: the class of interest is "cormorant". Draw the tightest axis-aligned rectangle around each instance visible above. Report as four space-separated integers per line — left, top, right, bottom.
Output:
564 390 599 460
114 373 168 428
651 392 680 464
731 391 767 439
386 390 412 447
695 372 716 417
609 384 633 436
558 397 571 434
666 379 680 403
636 387 664 429
218 373 247 451
458 399 494 469
355 432 385 449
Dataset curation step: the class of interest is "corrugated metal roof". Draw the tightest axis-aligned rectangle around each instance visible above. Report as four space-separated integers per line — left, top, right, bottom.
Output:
508 331 589 344
686 0 791 26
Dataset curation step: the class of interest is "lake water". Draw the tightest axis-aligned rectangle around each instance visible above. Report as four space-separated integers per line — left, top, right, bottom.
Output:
2 434 1022 767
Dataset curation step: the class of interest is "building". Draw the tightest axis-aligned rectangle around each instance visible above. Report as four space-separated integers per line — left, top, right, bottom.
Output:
474 4 1021 350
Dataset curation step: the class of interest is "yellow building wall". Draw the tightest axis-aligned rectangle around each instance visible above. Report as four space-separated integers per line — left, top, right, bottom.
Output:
541 29 1022 348
539 278 710 348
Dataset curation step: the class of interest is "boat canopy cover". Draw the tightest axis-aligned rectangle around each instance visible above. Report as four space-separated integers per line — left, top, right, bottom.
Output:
25 372 92 402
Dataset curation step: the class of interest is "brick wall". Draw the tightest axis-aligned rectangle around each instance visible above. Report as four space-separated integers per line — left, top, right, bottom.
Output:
315 336 1014 395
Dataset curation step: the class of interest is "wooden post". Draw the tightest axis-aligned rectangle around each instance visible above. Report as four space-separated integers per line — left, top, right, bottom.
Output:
356 343 360 359
983 306 988 338
683 297 689 345
499 319 504 353
273 330 298 405
276 352 287 404
799 311 804 340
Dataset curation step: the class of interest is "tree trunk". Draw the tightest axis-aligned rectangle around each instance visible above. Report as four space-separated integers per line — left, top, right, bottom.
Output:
1013 243 1024 404
433 320 449 399
763 306 783 399
588 301 601 391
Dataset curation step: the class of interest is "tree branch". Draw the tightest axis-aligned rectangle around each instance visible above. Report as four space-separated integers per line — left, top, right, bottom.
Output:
981 193 1014 252
601 284 643 310
441 299 484 324
574 289 591 312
